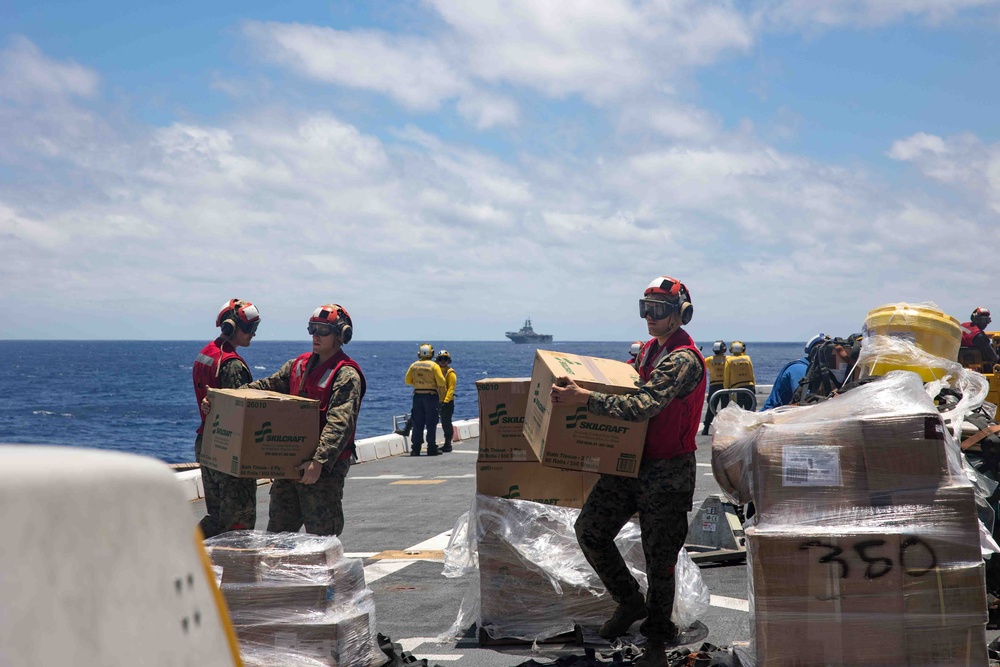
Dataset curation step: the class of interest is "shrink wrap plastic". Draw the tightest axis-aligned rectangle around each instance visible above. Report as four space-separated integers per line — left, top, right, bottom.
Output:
441 494 709 642
206 531 387 667
710 353 993 666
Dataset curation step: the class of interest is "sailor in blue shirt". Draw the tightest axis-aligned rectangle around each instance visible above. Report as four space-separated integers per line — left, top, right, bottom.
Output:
761 334 827 411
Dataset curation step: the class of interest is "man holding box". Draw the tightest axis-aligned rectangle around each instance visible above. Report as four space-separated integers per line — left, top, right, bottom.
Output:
551 276 705 665
193 298 261 538
243 304 366 536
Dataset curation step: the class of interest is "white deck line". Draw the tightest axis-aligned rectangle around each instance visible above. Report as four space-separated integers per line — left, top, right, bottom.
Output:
710 595 750 612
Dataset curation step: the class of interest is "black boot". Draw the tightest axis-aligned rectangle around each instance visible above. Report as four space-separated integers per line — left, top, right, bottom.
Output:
426 445 440 456
441 442 452 453
633 641 668 666
598 592 647 639
409 446 421 456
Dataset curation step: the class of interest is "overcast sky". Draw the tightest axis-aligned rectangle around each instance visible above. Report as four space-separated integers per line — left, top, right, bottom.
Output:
3 1 1000 342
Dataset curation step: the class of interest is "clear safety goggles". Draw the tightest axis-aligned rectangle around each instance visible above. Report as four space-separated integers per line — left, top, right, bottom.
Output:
307 322 337 337
638 298 678 321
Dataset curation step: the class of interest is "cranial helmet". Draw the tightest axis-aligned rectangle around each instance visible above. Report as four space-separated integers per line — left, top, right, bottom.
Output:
972 307 992 322
730 341 745 355
418 343 434 360
436 350 451 362
643 276 693 325
712 340 727 354
217 299 260 336
309 304 353 343
629 341 643 357
805 333 828 354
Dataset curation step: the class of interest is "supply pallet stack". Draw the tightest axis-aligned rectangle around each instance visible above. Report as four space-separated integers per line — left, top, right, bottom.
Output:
714 373 989 667
206 532 388 667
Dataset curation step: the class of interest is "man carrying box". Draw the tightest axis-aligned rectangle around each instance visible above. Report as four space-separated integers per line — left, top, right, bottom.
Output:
192 298 261 537
551 276 705 666
243 304 366 536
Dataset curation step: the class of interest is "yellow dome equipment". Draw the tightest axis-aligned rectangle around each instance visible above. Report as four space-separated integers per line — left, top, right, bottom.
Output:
861 303 962 382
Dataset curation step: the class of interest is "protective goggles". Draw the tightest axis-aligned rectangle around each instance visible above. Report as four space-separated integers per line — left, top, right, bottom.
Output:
237 319 260 335
307 322 337 337
639 298 678 321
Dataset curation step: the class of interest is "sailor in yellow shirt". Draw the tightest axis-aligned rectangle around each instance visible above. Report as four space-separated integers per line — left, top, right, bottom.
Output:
723 340 756 410
405 343 448 456
436 350 457 452
702 340 728 435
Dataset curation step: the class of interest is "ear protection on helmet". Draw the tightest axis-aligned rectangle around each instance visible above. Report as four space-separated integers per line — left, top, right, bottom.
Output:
309 304 353 344
644 276 694 325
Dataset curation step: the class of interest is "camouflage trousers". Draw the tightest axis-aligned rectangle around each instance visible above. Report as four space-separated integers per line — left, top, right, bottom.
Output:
268 458 351 536
575 453 696 641
195 434 258 538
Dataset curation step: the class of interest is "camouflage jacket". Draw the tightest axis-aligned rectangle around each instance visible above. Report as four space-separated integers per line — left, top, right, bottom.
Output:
244 358 363 468
219 358 252 390
587 348 703 422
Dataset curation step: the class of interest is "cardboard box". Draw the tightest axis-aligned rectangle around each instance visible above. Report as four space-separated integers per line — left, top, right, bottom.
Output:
208 535 345 585
748 528 987 666
476 378 538 462
751 413 952 520
523 350 647 477
476 462 599 509
235 611 374 666
202 388 320 479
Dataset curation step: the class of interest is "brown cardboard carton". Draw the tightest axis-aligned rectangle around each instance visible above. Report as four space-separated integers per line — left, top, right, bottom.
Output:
208 535 345 585
235 611 373 666
476 378 538 462
750 413 953 520
523 350 647 477
202 388 319 479
476 462 599 509
748 528 986 666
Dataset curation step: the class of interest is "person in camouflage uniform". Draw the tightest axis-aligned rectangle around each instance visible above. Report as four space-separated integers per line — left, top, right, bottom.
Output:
243 304 366 537
551 276 706 667
193 299 261 538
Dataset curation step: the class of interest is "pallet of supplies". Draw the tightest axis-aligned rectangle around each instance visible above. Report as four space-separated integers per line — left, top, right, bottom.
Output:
443 494 710 644
205 531 387 667
712 371 989 667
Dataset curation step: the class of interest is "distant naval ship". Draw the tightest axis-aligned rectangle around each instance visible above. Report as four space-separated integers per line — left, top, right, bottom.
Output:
505 318 553 344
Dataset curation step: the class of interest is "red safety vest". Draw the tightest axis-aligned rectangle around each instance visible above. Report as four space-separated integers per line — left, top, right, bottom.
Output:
289 351 367 461
193 339 247 435
635 329 706 460
961 321 983 348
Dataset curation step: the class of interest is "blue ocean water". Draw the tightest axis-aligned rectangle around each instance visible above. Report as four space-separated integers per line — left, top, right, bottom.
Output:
0 340 803 463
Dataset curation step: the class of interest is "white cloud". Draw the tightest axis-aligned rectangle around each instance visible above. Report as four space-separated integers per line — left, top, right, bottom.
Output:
0 35 99 102
243 21 464 111
757 0 1000 29
890 132 1000 214
3 39 1000 340
456 91 520 129
240 2 753 126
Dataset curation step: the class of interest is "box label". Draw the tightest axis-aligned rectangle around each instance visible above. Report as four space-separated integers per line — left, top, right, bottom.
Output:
782 446 843 487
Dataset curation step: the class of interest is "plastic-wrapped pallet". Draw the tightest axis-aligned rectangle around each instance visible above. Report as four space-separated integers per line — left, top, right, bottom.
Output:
442 494 710 643
712 370 990 667
205 531 387 667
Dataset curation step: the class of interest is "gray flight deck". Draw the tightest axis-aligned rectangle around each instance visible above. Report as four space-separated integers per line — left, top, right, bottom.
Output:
190 414 1000 665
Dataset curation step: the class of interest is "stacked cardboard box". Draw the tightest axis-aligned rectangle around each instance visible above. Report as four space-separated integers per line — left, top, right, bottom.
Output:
741 403 987 666
475 378 599 508
474 378 605 641
206 532 387 667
